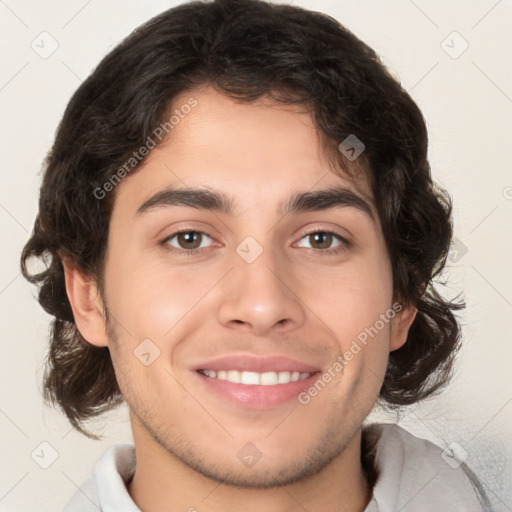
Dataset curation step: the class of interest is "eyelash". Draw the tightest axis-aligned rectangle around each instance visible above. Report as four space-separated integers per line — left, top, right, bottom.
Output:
160 228 351 257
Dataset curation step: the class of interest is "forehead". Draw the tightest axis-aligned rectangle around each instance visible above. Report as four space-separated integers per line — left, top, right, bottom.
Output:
112 87 373 215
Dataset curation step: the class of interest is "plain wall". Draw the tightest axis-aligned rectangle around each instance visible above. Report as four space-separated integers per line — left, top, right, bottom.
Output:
0 0 511 510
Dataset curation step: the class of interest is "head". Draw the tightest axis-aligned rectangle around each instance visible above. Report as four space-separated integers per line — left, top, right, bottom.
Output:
22 0 462 488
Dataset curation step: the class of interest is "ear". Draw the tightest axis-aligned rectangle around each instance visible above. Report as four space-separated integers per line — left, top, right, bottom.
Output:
389 303 417 352
63 260 109 347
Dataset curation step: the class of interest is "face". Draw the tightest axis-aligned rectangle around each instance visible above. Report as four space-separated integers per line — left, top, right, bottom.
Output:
88 87 413 487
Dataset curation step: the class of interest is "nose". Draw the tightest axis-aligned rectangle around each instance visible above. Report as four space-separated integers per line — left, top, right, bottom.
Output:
216 245 306 337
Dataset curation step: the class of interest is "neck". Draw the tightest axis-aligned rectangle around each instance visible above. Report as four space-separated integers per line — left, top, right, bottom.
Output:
127 416 372 512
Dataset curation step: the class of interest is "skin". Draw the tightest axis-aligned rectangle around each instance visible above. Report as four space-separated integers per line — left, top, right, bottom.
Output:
65 87 416 512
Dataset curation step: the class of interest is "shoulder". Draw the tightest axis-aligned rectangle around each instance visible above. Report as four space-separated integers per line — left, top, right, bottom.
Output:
62 444 138 512
363 423 487 512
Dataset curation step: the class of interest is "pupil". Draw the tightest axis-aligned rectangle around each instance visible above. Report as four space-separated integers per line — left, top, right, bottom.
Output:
179 231 201 249
312 232 331 249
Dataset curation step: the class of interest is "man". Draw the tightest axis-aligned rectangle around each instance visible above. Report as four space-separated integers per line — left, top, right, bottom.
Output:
21 0 489 510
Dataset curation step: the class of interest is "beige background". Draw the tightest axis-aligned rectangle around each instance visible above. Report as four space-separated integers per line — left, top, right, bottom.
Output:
0 0 511 510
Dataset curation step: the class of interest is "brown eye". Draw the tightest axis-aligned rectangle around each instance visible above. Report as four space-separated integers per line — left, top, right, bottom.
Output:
164 231 213 251
177 231 202 249
295 230 347 253
309 232 333 249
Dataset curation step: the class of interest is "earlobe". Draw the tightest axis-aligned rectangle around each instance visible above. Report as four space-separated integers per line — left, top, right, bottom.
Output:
389 303 417 352
62 260 109 347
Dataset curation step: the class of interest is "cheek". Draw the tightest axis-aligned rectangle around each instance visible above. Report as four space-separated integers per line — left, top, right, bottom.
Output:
105 249 220 343
299 250 394 391
304 254 393 343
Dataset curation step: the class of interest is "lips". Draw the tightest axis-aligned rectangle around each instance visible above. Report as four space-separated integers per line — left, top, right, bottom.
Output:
194 354 320 374
193 354 321 409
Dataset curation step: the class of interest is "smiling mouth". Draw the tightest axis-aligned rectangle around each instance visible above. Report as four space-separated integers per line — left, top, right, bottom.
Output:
198 369 313 385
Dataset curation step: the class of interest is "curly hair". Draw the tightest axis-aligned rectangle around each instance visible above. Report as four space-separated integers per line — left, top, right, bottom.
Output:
21 0 463 438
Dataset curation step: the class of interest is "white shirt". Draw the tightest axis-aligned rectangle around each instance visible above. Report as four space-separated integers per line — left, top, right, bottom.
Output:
62 423 487 511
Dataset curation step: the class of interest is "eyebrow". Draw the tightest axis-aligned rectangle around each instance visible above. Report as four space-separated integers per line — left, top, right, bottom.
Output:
136 186 375 220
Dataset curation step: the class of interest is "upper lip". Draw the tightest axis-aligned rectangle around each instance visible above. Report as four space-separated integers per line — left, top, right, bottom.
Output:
194 354 321 374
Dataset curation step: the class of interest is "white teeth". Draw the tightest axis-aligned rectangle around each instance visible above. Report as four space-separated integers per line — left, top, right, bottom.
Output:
260 371 278 385
200 370 312 385
278 371 290 384
241 371 260 385
227 370 240 382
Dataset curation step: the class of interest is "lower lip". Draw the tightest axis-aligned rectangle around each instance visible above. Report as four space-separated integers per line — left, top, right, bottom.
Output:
195 371 320 409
